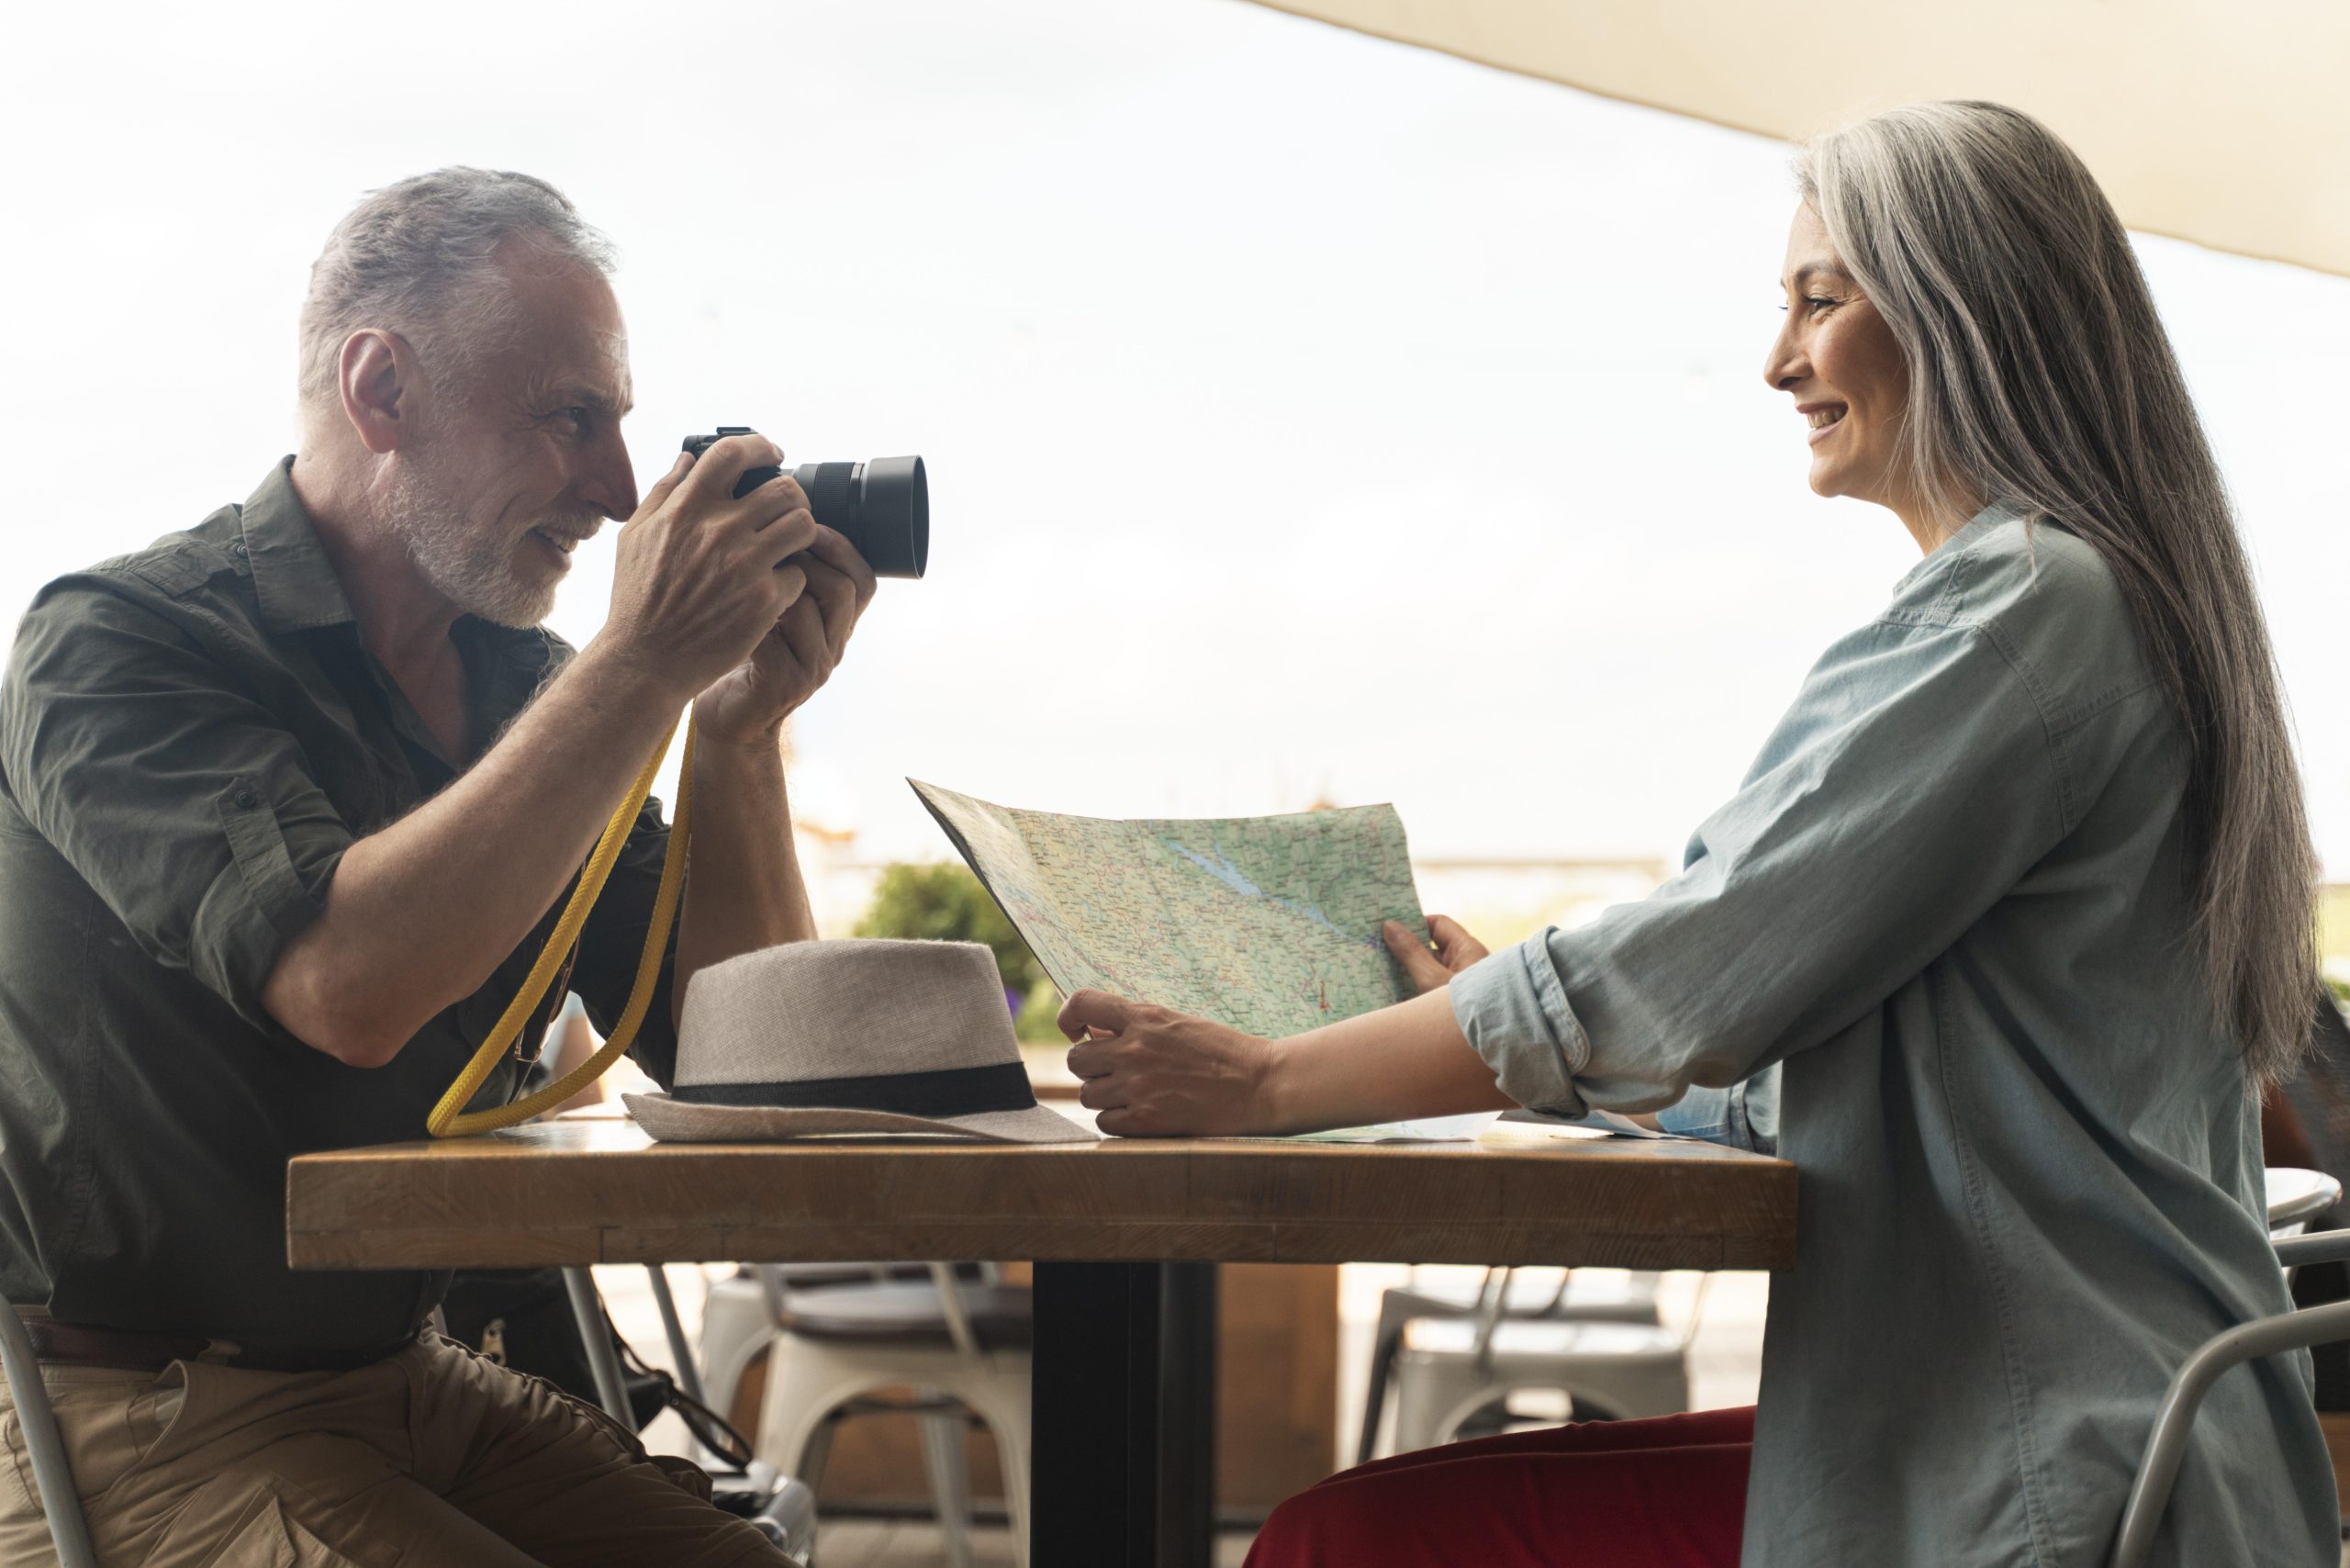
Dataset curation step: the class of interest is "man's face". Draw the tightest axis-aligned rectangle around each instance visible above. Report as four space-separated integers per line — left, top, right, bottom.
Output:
384 244 637 628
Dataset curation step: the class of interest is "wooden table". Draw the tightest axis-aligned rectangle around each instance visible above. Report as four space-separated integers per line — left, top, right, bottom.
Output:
287 1120 1795 1567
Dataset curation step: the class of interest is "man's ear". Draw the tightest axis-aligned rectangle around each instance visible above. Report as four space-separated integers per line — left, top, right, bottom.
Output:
337 328 422 455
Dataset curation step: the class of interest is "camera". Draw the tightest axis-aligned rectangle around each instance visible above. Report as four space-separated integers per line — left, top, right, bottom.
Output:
680 428 928 579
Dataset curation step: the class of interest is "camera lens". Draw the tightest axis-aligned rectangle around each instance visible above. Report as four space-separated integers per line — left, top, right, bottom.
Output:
792 458 928 580
681 431 928 579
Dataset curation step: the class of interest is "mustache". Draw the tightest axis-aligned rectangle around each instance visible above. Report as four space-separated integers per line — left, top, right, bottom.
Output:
531 510 606 545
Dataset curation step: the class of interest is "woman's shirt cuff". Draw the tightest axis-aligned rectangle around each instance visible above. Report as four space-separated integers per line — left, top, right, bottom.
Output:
1450 936 1594 1118
1651 1071 1779 1155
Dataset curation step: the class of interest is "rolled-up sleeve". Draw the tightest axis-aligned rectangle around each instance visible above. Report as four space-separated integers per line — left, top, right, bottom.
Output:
1453 612 2071 1120
0 582 349 1032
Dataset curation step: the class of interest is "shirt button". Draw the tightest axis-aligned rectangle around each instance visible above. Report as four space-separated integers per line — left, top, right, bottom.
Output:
232 787 261 811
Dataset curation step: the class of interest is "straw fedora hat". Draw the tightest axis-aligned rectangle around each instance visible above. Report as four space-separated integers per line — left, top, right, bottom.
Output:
622 938 1095 1144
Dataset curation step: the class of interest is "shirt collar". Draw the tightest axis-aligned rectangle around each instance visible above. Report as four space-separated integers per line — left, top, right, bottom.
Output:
1894 497 2023 594
239 456 358 634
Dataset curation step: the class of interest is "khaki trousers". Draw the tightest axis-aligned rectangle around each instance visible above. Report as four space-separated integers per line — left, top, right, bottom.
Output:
0 1333 792 1567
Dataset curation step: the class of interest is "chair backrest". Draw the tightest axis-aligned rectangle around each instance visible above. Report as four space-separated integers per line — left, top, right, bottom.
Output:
2108 1221 2350 1568
2265 1166 2342 1236
0 1307 98 1568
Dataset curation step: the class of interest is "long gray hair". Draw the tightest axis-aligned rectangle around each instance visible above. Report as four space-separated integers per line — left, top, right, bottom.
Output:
1799 101 2317 1081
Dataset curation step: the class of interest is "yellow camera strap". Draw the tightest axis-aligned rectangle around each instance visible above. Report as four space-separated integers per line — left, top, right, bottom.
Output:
425 714 697 1137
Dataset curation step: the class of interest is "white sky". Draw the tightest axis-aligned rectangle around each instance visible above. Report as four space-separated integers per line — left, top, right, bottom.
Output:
4 0 2345 874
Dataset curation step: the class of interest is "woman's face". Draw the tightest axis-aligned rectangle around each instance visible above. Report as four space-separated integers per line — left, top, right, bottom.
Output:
1763 203 1914 517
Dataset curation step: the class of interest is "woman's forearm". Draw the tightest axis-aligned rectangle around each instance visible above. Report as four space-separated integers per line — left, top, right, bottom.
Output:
1262 988 1518 1133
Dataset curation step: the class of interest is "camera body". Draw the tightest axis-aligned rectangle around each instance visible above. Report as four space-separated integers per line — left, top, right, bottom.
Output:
680 428 928 579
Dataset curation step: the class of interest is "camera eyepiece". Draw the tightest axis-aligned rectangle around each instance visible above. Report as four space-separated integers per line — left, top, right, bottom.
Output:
680 427 928 579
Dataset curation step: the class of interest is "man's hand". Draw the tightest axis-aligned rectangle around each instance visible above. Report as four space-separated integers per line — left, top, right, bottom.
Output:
1381 914 1491 994
1060 990 1280 1137
694 523 878 745
594 432 821 705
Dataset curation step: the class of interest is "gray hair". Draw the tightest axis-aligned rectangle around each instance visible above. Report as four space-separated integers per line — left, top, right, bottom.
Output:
1799 101 2318 1081
297 167 616 419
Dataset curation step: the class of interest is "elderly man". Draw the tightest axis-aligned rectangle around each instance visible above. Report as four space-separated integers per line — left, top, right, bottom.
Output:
0 169 858 1564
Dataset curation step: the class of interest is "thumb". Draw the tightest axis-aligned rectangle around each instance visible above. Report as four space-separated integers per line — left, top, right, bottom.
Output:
1427 913 1491 967
1382 920 1451 995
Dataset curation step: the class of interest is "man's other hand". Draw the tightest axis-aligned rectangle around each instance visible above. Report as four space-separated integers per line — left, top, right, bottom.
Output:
694 522 878 745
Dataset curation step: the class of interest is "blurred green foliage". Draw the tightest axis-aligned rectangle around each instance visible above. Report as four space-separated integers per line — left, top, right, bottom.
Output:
853 862 1046 1000
1014 980 1067 1044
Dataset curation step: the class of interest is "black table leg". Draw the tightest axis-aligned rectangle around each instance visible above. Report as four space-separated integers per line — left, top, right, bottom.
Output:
1032 1260 1219 1567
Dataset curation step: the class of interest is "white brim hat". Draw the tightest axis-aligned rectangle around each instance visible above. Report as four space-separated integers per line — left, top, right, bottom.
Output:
622 938 1095 1145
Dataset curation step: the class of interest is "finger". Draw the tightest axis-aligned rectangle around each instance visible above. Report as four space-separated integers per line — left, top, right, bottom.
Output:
775 594 828 670
1077 1076 1126 1112
1095 1106 1144 1138
800 526 878 612
1427 913 1490 965
681 432 785 504
1058 989 1134 1041
768 563 809 613
1425 913 1469 953
635 451 693 519
748 509 820 568
740 473 811 530
1066 1038 1116 1079
800 525 879 604
1381 920 1451 994
798 555 861 650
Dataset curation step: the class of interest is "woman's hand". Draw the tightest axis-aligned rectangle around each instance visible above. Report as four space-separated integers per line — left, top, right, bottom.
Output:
1059 990 1280 1137
1381 914 1492 994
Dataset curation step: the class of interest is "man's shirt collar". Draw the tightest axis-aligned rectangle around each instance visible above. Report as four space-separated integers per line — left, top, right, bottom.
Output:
239 456 358 635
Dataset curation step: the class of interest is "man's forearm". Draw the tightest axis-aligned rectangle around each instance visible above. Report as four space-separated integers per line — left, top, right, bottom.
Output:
262 642 689 1066
674 723 816 1024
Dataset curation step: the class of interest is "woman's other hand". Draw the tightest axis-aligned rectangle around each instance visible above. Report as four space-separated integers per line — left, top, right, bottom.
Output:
1382 914 1492 994
1059 990 1278 1137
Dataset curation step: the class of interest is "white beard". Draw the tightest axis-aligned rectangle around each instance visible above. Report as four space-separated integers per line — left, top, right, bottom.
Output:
380 457 564 630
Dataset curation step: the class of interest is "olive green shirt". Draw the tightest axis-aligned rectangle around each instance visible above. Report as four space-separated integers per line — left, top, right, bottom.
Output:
0 459 679 1353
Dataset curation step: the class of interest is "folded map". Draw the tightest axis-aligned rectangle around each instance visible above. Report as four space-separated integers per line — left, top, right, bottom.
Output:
909 779 1435 1037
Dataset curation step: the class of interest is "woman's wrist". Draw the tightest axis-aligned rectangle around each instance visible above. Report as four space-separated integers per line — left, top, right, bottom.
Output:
1253 1032 1301 1135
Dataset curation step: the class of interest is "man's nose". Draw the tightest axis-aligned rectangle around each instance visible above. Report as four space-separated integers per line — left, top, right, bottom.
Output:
580 428 638 520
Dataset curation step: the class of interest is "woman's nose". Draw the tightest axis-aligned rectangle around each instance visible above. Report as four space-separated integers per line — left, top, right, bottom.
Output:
1762 313 1808 391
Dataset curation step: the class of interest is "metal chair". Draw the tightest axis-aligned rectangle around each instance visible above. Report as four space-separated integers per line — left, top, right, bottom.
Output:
2109 1221 2350 1565
2264 1165 2339 1238
1385 1269 1706 1455
743 1261 1034 1568
0 1307 96 1568
1355 1267 1666 1462
558 1267 818 1564
697 1262 1020 1568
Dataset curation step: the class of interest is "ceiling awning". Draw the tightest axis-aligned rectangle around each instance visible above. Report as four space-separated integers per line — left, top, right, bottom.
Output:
1246 0 2350 276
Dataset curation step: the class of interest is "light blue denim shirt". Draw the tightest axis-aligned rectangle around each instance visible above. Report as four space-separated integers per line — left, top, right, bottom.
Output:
1452 506 2335 1567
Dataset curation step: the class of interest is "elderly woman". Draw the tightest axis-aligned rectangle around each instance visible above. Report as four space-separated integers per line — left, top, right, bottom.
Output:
1058 102 2335 1567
